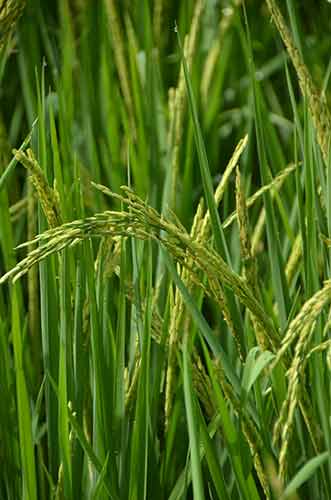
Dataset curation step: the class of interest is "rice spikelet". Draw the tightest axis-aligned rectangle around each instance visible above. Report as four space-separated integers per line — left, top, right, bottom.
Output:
0 0 25 48
273 320 318 480
272 281 331 369
266 0 331 163
14 148 62 228
285 234 302 284
224 161 299 231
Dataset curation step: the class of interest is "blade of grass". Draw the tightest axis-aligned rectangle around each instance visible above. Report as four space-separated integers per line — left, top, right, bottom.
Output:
182 329 205 499
283 452 329 499
11 284 37 500
0 119 37 193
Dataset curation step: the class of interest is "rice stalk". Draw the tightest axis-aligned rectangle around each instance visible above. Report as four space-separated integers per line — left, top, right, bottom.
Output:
27 178 40 376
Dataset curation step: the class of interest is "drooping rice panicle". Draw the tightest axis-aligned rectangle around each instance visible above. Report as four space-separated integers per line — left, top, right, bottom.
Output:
271 281 331 369
266 0 331 163
1 184 279 350
0 0 25 48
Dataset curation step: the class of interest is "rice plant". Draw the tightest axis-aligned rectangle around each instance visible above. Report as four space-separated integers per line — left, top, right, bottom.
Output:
1 1 331 499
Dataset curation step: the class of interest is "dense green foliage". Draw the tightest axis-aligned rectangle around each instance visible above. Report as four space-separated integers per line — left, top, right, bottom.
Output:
1 1 331 498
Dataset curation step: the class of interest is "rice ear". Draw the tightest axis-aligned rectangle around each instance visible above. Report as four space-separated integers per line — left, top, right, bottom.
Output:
0 0 25 48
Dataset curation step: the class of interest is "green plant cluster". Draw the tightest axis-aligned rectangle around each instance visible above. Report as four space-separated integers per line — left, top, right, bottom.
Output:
1 1 331 499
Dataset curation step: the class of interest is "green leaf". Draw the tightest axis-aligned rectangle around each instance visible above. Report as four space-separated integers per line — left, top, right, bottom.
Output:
0 118 37 193
283 452 329 498
182 335 205 500
241 347 275 405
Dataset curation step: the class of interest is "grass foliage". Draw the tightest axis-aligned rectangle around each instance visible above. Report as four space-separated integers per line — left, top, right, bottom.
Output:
1 0 331 498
